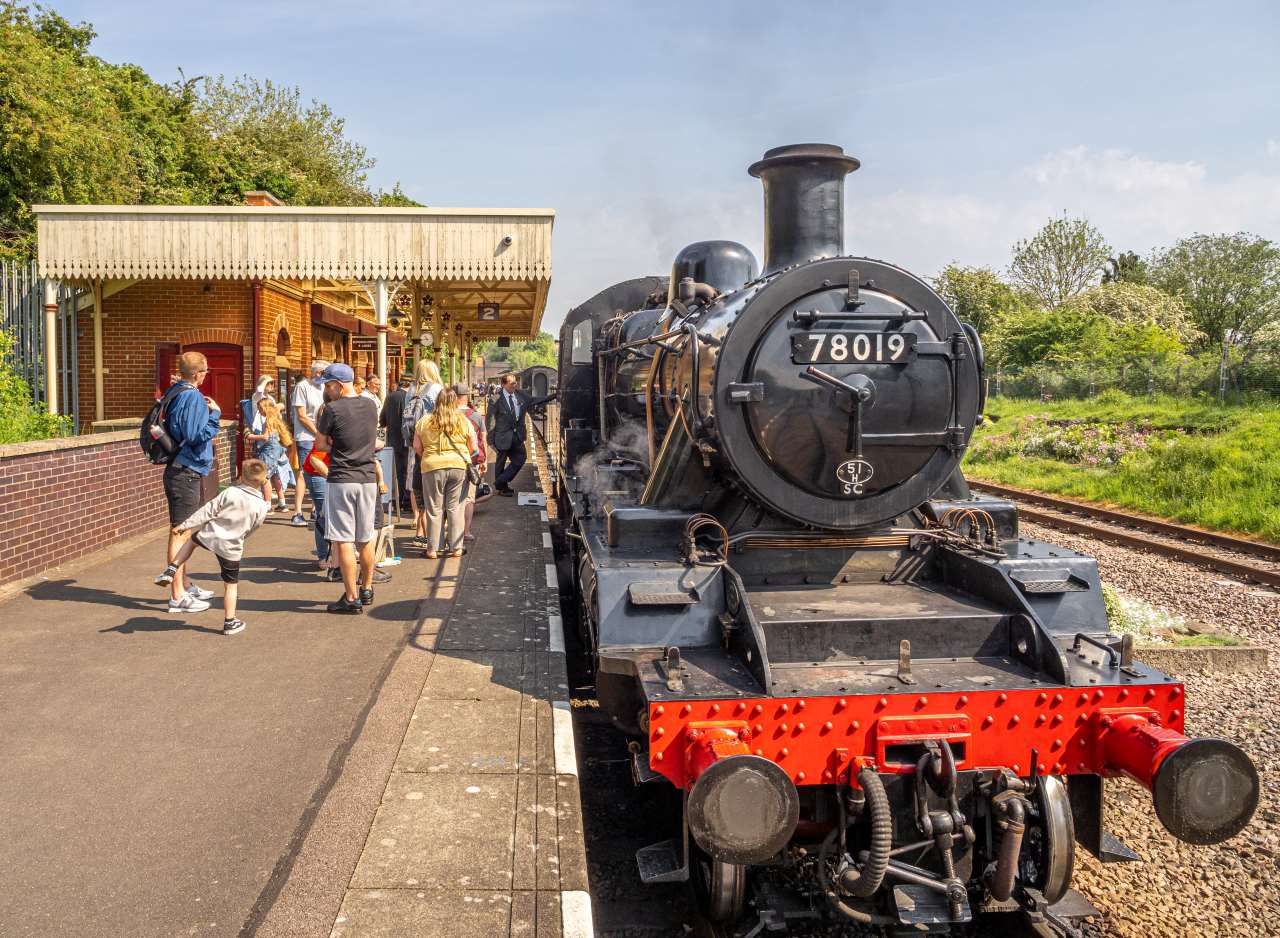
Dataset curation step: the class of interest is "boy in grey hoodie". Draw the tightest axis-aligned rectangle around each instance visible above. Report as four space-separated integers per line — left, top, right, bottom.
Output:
163 459 271 635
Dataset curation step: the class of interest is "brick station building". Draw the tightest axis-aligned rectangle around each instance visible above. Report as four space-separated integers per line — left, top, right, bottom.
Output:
33 195 554 433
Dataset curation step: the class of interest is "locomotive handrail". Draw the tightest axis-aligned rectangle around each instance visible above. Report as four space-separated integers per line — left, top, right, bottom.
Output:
1072 632 1120 669
602 326 689 355
792 308 928 325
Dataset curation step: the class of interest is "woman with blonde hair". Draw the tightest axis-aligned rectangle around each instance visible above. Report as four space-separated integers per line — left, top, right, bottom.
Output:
412 386 476 559
406 359 445 546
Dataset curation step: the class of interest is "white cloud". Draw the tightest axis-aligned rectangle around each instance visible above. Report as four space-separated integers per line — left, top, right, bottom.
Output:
1268 139 1280 158
1026 146 1205 193
846 145 1280 284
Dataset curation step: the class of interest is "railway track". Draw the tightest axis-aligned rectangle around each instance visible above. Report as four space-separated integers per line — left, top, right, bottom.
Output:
969 480 1280 589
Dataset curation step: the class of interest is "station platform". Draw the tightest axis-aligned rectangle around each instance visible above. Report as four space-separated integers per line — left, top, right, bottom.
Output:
0 460 590 938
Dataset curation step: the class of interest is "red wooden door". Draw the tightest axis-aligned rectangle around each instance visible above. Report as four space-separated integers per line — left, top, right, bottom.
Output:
185 343 244 466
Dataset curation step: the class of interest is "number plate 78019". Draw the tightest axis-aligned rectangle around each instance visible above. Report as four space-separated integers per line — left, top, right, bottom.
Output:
791 331 916 365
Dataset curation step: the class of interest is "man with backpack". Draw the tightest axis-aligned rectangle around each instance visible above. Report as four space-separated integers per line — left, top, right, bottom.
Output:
151 351 223 612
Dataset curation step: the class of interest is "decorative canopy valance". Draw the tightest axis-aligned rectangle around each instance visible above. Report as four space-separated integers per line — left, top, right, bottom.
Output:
33 204 554 283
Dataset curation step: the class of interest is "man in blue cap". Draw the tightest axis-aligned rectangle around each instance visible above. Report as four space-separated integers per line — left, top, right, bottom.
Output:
313 362 380 614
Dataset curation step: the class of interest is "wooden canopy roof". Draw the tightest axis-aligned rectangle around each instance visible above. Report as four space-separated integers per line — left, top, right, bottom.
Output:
33 204 555 338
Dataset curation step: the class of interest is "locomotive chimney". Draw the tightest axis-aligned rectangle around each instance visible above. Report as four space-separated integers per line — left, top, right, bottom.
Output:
749 144 860 275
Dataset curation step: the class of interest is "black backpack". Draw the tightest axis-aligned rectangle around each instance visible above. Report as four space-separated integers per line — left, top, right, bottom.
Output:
401 383 438 444
140 384 194 465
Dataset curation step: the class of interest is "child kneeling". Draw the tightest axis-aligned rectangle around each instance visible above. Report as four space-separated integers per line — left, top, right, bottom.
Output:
163 458 271 635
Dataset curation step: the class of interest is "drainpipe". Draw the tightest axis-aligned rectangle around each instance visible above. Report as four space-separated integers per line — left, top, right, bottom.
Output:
252 281 263 386
42 279 59 415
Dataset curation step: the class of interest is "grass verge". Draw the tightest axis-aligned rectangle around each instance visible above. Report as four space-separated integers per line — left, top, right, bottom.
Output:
964 391 1280 542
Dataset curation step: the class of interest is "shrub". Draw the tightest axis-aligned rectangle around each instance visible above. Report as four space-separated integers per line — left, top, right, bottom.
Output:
1101 584 1186 641
0 329 71 443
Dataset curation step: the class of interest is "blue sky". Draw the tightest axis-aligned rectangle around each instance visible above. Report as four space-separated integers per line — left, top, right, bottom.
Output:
59 0 1280 331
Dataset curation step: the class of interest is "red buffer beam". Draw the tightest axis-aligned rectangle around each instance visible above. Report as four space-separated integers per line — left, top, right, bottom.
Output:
647 684 1187 789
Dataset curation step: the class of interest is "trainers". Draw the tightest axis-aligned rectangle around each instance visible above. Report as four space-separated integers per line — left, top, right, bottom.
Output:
325 567 343 582
222 618 246 636
169 594 211 614
155 566 176 587
290 513 307 527
327 594 363 615
372 570 392 584
187 584 215 602
359 587 375 607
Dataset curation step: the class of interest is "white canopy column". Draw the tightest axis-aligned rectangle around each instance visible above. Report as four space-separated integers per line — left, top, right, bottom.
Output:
42 279 59 415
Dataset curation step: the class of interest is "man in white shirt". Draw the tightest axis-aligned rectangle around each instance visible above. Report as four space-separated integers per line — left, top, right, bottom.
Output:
290 360 329 526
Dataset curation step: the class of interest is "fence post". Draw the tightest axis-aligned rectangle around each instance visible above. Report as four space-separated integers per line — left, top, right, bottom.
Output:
1218 330 1230 404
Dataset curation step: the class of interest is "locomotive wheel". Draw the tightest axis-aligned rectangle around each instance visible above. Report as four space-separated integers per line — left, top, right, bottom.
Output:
1027 776 1075 904
693 849 746 923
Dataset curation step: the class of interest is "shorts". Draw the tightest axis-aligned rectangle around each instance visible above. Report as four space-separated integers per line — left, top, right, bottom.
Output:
296 440 313 477
326 482 378 544
193 534 240 584
163 462 204 525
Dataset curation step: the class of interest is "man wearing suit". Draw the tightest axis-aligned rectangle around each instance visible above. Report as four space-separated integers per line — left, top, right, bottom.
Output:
487 372 554 496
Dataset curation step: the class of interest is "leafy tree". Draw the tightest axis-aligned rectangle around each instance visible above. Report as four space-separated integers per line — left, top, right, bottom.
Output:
987 305 1111 370
193 76 374 206
1102 250 1149 285
1010 216 1112 307
989 283 1194 373
375 183 422 207
1149 233 1280 353
1057 282 1200 346
0 3 417 258
1 4 144 255
477 332 557 371
931 264 1030 340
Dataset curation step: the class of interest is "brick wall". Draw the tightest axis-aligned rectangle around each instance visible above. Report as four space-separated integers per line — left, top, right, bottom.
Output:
0 425 236 588
74 279 404 429
77 280 254 423
259 285 311 378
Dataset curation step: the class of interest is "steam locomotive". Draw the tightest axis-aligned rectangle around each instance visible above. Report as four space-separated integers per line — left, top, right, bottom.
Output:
554 144 1259 934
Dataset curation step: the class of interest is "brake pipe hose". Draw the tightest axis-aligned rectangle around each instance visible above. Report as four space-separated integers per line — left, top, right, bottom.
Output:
819 768 894 925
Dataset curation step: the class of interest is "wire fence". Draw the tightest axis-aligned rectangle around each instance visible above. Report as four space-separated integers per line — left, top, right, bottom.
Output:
1 259 83 428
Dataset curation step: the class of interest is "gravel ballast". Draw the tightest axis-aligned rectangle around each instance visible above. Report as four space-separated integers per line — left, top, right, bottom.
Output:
1021 521 1280 938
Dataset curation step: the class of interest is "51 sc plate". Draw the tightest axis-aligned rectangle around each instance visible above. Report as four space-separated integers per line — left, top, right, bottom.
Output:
791 331 916 365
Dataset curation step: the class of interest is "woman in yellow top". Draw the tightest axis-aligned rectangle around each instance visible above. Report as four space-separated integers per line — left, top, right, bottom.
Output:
412 387 477 559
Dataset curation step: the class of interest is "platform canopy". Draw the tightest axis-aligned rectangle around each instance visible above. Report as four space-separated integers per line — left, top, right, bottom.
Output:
32 203 554 340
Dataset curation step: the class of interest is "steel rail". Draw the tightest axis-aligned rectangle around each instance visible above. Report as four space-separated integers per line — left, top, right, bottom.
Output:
969 481 1280 589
